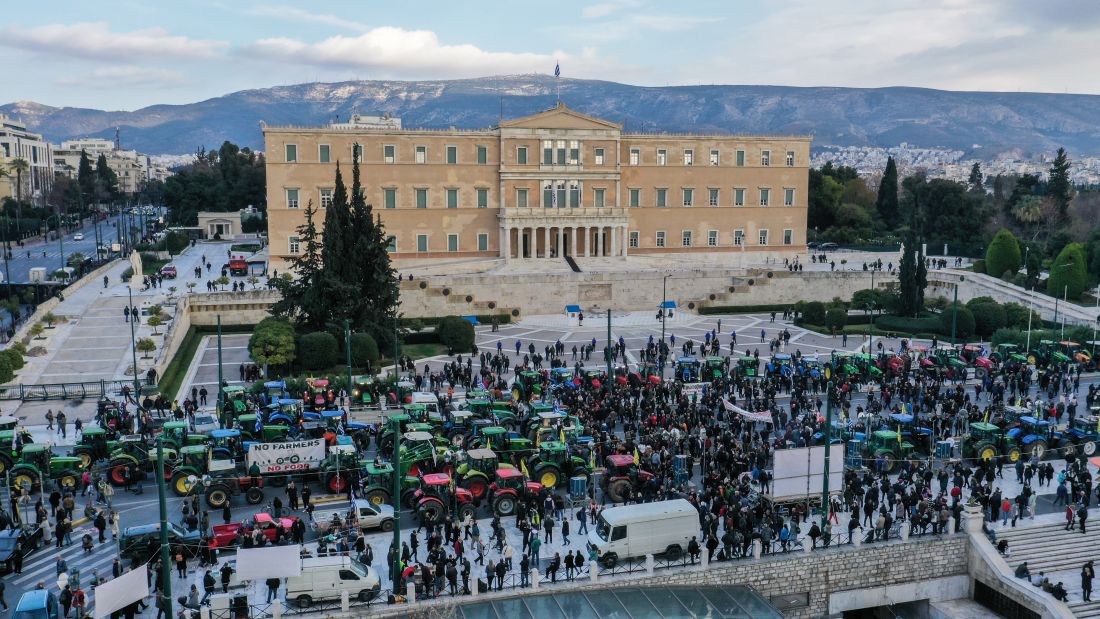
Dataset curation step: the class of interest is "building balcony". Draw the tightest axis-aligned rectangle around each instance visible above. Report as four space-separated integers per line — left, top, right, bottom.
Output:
499 207 628 222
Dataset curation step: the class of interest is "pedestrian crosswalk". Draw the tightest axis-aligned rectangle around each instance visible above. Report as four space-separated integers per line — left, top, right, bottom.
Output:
11 525 120 590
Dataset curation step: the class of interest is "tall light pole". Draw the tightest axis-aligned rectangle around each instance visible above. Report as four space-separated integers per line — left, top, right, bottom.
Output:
820 374 833 530
660 274 670 379
1061 285 1068 340
1051 262 1072 329
868 268 875 354
950 276 961 344
389 416 402 589
155 438 172 619
217 315 224 427
127 286 140 397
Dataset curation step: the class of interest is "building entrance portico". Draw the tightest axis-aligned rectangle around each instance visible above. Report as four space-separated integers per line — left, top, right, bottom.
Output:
499 208 629 260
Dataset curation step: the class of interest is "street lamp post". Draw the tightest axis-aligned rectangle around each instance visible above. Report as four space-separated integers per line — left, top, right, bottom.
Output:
390 416 402 589
820 376 834 530
660 274 670 379
868 269 875 354
1061 285 1068 341
127 286 140 403
950 276 960 344
217 315 224 427
155 439 173 619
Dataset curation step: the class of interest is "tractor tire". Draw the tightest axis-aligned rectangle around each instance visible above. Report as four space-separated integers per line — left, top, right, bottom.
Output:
365 489 390 507
457 503 476 522
245 487 264 505
975 443 997 461
10 467 36 493
1006 447 1022 463
0 454 10 476
974 367 988 379
535 466 560 489
417 500 445 526
1064 444 1077 458
171 472 196 497
205 486 230 509
75 450 94 470
493 494 517 516
1084 441 1098 457
402 490 419 510
606 479 631 504
464 478 488 501
57 470 80 491
326 472 349 494
108 460 132 486
1029 440 1048 460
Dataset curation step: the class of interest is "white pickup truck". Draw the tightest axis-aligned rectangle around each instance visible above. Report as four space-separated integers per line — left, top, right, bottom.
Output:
311 499 395 534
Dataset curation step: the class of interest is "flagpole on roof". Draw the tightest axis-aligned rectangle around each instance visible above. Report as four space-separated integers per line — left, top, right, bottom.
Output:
555 61 560 104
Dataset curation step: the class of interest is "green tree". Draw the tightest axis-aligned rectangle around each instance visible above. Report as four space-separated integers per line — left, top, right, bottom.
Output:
1047 147 1073 217
249 318 296 374
965 298 1006 337
985 229 1022 280
824 308 848 332
272 201 330 331
0 348 24 372
163 142 266 225
77 150 96 203
349 332 380 367
967 162 984 193
0 354 12 384
29 323 44 339
940 303 975 340
437 316 475 353
319 162 356 326
1047 242 1088 299
801 301 827 325
875 156 899 228
136 337 156 358
147 314 163 335
346 151 400 350
42 312 57 327
298 331 338 370
95 154 119 201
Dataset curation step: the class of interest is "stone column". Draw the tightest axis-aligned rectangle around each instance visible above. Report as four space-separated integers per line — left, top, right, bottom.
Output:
584 227 591 257
558 226 564 257
501 225 510 260
523 227 530 258
571 227 577 257
596 227 604 257
543 227 550 259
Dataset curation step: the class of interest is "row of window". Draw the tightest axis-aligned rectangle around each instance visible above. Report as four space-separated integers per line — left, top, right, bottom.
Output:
285 186 797 209
283 142 797 167
287 228 793 255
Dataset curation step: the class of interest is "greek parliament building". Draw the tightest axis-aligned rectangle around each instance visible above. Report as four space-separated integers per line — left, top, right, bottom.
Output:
263 103 809 271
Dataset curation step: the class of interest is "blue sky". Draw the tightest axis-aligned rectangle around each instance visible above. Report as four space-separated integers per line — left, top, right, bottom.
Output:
2 0 1098 110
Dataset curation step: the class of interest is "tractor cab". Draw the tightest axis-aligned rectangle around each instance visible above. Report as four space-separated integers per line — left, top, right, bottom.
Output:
178 445 210 472
736 356 758 378
71 426 115 468
352 376 376 405
887 412 932 451
267 399 303 425
703 356 726 380
0 415 17 432
465 399 493 417
604 453 637 477
491 467 533 493
549 367 576 389
458 448 500 477
209 429 243 461
96 399 124 430
798 356 823 379
1034 340 1071 366
639 362 662 383
862 430 914 471
963 422 1016 463
959 345 994 372
853 353 884 378
161 421 205 450
536 441 570 466
221 386 249 417
766 353 794 377
513 371 544 401
831 352 859 377
263 380 287 402
581 369 606 387
991 343 1028 365
675 356 701 382
401 404 430 423
306 378 333 411
1059 341 1091 365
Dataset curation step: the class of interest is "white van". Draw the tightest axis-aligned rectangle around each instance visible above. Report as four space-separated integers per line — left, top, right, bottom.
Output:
285 556 380 608
411 392 442 419
587 498 698 567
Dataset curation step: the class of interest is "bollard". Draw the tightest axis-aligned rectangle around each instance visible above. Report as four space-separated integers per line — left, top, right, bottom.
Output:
406 582 416 603
947 517 956 534
272 600 282 619
589 560 598 582
341 589 350 612
645 554 654 575
700 548 709 569
803 537 812 553
471 576 478 598
900 521 910 542
199 607 211 619
531 568 540 590
853 529 862 547
752 539 761 560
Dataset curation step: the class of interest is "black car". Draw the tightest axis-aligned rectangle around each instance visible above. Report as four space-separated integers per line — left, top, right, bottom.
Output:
119 522 202 562
0 524 43 574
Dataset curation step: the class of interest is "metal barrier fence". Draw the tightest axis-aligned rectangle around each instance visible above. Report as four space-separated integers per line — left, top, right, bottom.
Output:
0 379 146 401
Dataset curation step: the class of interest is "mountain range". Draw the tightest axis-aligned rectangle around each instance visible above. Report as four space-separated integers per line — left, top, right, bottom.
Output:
3 75 1100 157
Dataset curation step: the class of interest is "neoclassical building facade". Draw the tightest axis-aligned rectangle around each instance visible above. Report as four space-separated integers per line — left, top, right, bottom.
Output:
263 104 810 271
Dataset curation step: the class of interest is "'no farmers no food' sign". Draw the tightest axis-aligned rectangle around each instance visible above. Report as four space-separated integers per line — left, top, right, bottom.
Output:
247 439 326 473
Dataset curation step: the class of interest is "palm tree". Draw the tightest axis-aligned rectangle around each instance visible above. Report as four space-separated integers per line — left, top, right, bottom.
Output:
0 167 10 250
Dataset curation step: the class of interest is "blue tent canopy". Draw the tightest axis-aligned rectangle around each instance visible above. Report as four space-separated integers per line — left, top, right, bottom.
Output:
565 304 582 312
462 315 480 325
659 301 677 309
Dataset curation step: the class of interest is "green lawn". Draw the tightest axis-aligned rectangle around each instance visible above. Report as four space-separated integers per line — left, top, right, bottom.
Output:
158 326 202 400
142 258 170 276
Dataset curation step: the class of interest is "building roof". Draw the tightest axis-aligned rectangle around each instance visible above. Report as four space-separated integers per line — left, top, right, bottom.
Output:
498 102 622 130
451 585 782 619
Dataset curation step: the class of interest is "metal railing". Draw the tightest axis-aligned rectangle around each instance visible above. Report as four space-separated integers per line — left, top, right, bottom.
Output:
0 379 146 401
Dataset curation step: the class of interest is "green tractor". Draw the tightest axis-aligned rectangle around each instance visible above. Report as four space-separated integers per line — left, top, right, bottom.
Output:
990 343 1029 367
703 356 727 380
524 441 590 488
159 421 207 451
963 422 1021 463
0 427 34 476
221 385 250 418
736 356 759 379
859 430 915 473
106 436 178 486
236 414 291 443
70 426 119 469
361 462 421 509
9 444 85 492
470 426 535 463
1029 340 1072 368
512 370 544 402
830 352 860 380
394 431 448 478
352 376 377 406
318 444 363 494
168 445 217 496
376 414 415 453
853 353 884 380
455 448 505 501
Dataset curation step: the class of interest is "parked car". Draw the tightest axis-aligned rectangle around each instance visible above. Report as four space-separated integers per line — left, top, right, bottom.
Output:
120 522 202 561
285 556 380 607
819 242 839 251
72 233 84 241
0 524 43 574
193 413 219 434
13 589 59 619
588 498 697 567
209 513 300 549
160 265 178 279
312 499 395 533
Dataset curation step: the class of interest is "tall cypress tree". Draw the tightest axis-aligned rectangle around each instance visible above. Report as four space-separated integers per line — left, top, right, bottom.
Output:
1047 147 1073 217
347 150 399 349
967 162 983 193
77 151 96 203
272 201 329 331
319 162 356 327
875 157 899 229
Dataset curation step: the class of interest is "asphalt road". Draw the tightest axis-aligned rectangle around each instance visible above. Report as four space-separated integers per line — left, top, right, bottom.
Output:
1 214 128 285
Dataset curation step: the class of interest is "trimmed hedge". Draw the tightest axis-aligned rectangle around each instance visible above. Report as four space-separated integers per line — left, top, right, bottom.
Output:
699 303 794 315
967 300 1006 337
939 304 975 339
298 331 338 370
349 332 380 367
824 308 848 331
985 229 1022 281
403 331 441 345
801 301 827 325
399 314 511 327
437 316 475 353
875 314 944 335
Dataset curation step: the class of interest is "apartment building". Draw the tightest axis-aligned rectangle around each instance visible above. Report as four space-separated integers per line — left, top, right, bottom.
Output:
0 113 53 203
263 103 810 271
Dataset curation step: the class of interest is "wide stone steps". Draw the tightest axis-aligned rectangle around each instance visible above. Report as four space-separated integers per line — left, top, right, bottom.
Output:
995 522 1100 598
1067 599 1100 618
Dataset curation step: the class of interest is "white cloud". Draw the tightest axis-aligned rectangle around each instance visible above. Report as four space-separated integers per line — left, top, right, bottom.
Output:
0 21 227 61
581 0 642 19
56 65 189 88
247 6 370 32
241 27 617 78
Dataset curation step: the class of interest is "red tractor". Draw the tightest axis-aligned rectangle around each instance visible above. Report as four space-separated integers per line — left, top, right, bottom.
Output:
959 345 995 378
487 467 545 516
413 473 476 526
601 454 655 503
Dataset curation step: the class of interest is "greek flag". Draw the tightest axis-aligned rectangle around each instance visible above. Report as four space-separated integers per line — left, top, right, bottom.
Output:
554 62 560 77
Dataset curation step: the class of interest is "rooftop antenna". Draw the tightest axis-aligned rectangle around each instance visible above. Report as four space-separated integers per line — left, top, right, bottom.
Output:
499 96 503 124
115 127 120 150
